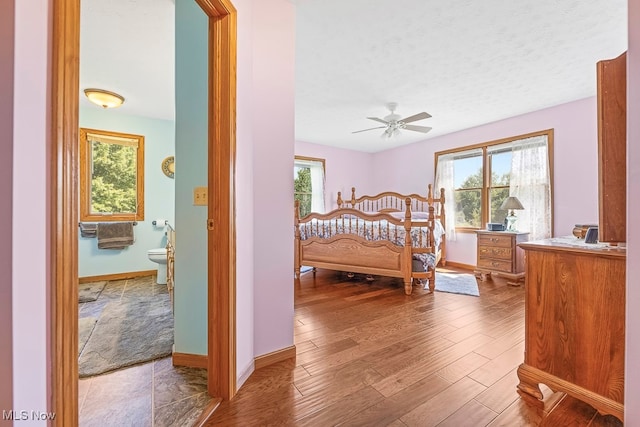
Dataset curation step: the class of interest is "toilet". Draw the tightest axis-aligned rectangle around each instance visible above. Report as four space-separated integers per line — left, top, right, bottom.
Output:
147 248 168 284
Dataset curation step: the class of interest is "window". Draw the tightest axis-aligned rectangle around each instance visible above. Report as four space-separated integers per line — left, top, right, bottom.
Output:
294 156 325 217
435 130 553 240
80 128 145 222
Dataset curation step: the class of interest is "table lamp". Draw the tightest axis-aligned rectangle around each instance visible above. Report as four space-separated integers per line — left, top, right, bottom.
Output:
500 196 524 232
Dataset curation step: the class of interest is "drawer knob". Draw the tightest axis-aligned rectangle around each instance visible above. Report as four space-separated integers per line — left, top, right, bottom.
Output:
491 238 499 242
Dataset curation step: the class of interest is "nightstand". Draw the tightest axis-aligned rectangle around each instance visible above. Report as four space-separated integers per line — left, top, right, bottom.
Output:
474 230 529 286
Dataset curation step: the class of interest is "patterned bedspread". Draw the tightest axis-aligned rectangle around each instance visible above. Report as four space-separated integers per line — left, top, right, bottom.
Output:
298 218 445 271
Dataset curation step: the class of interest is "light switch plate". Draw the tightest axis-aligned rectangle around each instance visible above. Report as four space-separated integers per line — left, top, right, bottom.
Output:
193 186 208 206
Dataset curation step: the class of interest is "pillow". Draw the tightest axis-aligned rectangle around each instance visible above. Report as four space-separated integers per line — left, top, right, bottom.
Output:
388 211 430 220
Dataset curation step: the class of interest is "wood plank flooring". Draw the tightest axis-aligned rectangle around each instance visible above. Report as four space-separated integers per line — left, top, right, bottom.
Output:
204 267 623 426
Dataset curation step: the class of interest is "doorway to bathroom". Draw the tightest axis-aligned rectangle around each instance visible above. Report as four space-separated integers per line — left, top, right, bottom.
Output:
50 0 237 423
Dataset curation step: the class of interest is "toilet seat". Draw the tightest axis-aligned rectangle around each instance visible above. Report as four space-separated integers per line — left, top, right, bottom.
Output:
148 248 167 256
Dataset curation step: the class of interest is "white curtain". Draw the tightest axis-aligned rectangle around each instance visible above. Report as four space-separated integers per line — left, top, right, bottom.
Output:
435 153 456 241
509 135 551 240
308 162 325 213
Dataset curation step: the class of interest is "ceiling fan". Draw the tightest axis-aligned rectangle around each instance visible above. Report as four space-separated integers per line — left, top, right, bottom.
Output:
352 102 432 138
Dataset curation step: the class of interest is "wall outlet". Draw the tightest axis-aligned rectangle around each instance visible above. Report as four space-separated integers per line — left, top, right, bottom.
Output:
193 186 208 206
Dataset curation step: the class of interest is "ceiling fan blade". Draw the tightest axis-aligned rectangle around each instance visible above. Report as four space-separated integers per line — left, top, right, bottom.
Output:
352 125 387 134
400 112 431 124
367 117 389 124
404 124 432 133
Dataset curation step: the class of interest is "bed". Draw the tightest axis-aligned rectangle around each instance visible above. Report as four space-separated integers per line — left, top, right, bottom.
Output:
294 184 446 295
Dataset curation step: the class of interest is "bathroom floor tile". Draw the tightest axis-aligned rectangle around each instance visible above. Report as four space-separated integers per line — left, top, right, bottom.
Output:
78 276 213 426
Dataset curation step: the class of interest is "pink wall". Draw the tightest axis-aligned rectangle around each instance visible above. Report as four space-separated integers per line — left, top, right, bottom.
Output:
370 98 599 266
1 0 14 416
233 0 256 386
251 0 296 357
295 140 376 210
12 0 50 418
626 1 639 421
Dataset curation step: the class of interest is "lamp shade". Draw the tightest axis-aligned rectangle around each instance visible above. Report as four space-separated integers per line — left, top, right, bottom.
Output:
500 196 524 211
84 88 125 109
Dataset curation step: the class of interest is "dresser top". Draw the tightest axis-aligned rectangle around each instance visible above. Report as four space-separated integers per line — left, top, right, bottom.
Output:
519 236 626 258
476 230 529 236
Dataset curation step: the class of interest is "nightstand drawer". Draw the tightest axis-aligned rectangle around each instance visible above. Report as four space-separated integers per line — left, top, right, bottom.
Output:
477 258 512 273
477 234 512 248
478 245 512 260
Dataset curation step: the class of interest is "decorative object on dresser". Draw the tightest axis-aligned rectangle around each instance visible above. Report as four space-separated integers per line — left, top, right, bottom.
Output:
517 239 625 423
474 230 528 286
499 196 524 232
597 51 626 245
572 224 598 239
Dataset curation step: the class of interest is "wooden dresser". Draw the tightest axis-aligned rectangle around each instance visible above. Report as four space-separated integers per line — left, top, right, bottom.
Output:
517 239 625 422
475 230 528 285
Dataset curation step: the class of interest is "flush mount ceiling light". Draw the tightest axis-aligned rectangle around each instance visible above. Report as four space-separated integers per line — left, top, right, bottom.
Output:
84 88 125 109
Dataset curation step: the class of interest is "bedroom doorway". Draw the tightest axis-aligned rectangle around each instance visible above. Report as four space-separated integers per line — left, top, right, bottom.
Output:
51 0 237 423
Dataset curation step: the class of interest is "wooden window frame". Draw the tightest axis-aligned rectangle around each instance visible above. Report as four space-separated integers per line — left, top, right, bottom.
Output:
79 127 145 222
435 129 554 233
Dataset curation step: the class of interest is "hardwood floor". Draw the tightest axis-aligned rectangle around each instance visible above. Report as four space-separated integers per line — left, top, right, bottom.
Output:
205 267 623 426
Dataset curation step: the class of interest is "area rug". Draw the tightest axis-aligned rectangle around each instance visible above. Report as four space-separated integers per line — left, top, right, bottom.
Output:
78 281 107 303
78 296 174 377
78 316 97 356
433 272 480 297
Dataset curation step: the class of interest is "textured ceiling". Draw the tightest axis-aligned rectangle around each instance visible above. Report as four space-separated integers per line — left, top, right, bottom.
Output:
80 0 627 152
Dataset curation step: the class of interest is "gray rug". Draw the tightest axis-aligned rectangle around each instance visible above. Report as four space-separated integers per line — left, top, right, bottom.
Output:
79 281 107 303
78 296 174 377
78 317 97 356
433 272 480 297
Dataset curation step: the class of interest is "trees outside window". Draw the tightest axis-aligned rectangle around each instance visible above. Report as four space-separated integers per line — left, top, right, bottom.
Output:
294 156 325 217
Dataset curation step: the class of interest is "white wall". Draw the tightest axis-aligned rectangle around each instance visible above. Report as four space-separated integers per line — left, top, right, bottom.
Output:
295 140 376 211
626 0 639 422
12 0 49 418
78 108 175 278
371 98 599 266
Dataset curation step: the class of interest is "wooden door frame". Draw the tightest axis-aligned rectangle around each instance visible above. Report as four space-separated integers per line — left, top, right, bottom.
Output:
50 0 237 423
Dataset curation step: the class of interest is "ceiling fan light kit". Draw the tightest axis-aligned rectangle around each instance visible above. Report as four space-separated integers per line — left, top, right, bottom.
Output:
353 102 432 138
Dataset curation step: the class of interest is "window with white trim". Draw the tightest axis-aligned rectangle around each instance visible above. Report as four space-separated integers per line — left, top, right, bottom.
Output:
294 156 325 217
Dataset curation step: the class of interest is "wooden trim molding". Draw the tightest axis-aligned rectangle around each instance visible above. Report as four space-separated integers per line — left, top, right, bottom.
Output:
444 261 476 271
196 0 238 401
52 0 80 425
192 398 222 427
254 346 296 371
173 352 209 369
53 0 238 422
79 270 156 284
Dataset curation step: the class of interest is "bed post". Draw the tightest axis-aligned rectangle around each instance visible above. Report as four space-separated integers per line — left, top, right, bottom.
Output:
337 191 343 208
403 198 413 295
439 187 447 266
350 187 357 207
294 200 301 279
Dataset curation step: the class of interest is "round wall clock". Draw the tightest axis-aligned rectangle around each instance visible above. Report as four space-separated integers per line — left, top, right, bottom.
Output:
162 156 175 178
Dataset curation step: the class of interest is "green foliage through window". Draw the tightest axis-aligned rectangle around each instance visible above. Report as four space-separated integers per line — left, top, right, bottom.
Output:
294 167 312 217
91 141 137 214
